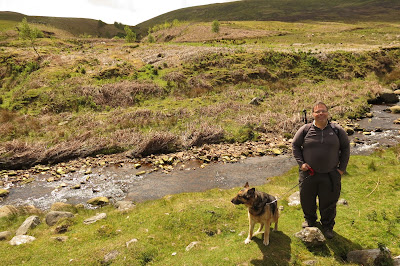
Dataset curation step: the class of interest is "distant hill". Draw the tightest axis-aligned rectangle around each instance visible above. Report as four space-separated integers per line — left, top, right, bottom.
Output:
136 0 400 36
0 11 126 38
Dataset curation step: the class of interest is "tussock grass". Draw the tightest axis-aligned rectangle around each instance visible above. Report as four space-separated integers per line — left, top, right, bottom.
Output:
1 146 399 265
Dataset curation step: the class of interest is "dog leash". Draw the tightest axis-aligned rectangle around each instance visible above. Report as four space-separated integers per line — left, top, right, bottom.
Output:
265 167 315 205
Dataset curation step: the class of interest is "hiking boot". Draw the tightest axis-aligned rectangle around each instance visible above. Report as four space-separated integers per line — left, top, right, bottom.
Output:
323 228 334 239
302 220 316 228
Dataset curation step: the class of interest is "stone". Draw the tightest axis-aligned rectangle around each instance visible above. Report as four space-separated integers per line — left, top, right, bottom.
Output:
51 236 68 242
50 202 77 212
9 235 36 246
16 216 41 236
337 199 348 205
103 250 119 264
288 191 301 206
347 248 392 265
83 213 107 224
185 241 200 251
389 106 400 114
344 126 355 135
45 211 74 226
295 227 325 247
0 231 12 241
87 196 109 206
0 205 19 218
379 89 399 103
115 201 136 212
126 238 138 248
0 189 10 197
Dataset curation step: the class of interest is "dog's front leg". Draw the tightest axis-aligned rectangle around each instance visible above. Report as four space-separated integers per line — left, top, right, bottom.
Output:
245 213 255 244
263 221 271 246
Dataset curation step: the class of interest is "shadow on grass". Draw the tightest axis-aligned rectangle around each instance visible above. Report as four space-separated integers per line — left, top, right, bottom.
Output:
250 230 292 265
305 231 363 264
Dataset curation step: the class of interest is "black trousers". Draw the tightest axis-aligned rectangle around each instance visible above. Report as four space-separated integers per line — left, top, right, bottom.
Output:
299 170 341 229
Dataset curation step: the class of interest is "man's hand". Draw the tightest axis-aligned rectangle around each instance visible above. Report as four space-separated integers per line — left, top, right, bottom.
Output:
337 169 344 175
301 163 311 172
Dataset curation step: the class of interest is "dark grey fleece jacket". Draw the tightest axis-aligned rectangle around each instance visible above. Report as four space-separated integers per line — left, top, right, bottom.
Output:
292 122 350 173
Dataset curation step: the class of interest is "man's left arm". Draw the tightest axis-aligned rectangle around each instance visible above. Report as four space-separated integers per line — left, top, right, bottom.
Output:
337 126 350 173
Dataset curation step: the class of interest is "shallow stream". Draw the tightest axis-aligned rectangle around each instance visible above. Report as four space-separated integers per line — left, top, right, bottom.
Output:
1 103 399 210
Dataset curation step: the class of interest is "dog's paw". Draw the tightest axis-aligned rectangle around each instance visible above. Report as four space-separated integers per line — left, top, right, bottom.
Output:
263 239 270 246
244 238 251 244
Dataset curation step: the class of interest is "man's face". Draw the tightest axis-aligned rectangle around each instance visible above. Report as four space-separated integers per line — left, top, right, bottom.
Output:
312 104 329 122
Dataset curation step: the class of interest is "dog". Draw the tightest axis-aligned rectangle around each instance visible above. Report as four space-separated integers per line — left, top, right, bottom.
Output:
231 182 279 246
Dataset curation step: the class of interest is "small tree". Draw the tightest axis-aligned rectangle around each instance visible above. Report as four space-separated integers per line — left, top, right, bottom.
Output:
124 26 136 43
18 18 43 58
148 33 155 43
211 20 220 33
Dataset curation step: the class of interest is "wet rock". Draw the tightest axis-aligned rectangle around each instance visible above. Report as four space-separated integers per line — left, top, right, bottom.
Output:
363 131 372 136
50 202 77 213
134 163 141 169
9 235 36 246
394 119 400 125
295 227 325 247
87 196 109 206
389 106 400 114
115 201 136 212
365 112 373 118
16 216 41 236
394 89 400 95
347 248 392 265
135 170 146 176
379 89 399 103
0 189 9 197
83 213 107 224
0 231 12 241
344 126 355 135
45 211 75 226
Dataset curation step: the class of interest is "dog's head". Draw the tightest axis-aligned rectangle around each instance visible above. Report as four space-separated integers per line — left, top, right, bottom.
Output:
231 182 256 206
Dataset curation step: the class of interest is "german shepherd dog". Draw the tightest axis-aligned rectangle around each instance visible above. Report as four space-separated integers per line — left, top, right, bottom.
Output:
231 182 279 245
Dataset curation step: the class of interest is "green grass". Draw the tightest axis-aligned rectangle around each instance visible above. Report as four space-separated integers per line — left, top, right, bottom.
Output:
1 145 399 265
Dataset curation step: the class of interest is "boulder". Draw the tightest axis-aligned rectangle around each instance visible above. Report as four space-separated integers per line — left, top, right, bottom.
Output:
16 216 41 236
50 202 77 213
45 211 74 226
9 235 36 246
0 205 19 218
295 227 325 247
347 248 392 265
0 189 10 197
114 201 136 212
389 106 400 114
0 231 12 241
379 89 399 103
288 191 301 206
83 213 107 224
87 196 109 206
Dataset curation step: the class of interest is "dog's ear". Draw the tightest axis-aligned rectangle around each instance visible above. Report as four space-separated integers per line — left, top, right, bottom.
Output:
244 182 249 188
247 188 255 196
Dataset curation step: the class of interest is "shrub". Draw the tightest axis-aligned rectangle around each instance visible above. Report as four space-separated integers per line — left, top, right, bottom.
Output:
133 132 180 157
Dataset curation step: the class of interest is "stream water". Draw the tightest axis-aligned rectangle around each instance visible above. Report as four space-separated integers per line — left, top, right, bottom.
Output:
1 103 399 210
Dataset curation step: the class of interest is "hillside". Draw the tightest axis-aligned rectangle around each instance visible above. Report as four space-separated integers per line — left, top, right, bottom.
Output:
136 0 400 36
0 11 125 38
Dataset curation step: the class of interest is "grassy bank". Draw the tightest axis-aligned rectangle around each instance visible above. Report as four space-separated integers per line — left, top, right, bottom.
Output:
0 145 399 265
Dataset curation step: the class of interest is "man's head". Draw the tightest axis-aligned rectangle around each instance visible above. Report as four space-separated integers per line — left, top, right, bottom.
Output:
312 101 329 123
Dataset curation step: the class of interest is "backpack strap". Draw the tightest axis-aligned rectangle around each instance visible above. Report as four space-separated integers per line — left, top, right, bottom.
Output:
329 122 340 137
302 123 313 140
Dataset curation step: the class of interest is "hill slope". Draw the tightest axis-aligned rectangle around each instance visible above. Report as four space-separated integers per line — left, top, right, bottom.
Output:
0 11 125 38
136 0 400 35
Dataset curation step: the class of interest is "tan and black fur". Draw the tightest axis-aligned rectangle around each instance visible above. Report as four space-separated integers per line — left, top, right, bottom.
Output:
231 182 279 245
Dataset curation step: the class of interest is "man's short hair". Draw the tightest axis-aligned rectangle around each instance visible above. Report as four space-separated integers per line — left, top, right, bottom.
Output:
312 102 328 112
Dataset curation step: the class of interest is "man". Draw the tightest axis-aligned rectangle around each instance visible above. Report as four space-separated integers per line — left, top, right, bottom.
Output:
292 102 350 239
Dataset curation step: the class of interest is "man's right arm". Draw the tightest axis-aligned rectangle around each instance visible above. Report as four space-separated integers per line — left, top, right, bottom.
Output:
292 125 306 168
